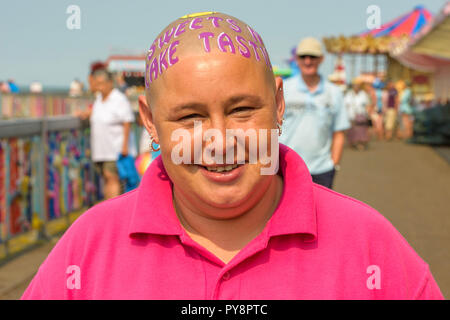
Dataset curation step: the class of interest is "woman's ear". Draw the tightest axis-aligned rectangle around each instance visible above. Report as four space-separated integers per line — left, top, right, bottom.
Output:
275 76 285 125
138 95 159 143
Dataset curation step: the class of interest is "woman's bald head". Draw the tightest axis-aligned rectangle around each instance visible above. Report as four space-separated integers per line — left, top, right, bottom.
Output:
144 12 275 106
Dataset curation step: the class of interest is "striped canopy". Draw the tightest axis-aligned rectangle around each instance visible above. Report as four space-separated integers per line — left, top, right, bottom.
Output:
361 5 433 37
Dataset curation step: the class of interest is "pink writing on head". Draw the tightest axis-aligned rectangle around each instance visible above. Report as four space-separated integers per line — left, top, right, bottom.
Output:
189 18 203 30
236 36 251 58
159 47 169 75
248 41 260 61
169 40 180 66
207 16 223 28
148 58 159 83
217 32 235 54
145 61 150 87
247 26 263 46
260 46 271 68
175 21 189 37
147 43 156 61
198 32 215 52
159 27 175 49
146 40 180 86
226 19 241 33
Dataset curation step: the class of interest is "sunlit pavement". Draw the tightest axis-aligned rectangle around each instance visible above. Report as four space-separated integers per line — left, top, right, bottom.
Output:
334 139 450 299
0 139 448 300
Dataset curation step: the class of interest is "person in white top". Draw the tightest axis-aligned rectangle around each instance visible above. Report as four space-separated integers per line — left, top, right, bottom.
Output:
344 80 370 150
78 68 136 199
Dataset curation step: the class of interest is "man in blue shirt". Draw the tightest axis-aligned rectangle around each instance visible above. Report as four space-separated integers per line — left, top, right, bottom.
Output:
280 37 350 189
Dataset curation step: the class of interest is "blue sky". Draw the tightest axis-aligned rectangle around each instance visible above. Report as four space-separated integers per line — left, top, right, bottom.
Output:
0 0 447 88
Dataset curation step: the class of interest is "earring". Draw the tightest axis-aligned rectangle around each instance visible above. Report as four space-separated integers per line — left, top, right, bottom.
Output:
277 118 284 136
277 123 282 136
149 136 160 152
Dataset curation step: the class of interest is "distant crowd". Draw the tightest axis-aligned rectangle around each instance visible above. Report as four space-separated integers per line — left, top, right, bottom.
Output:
342 78 417 151
0 79 20 93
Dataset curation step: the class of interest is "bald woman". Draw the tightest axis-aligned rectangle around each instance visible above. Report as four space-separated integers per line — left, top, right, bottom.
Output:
22 12 442 300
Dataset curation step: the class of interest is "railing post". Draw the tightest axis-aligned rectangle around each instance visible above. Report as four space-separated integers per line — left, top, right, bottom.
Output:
38 107 48 240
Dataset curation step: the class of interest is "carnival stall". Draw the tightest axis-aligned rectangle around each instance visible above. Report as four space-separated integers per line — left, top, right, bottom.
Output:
390 2 450 145
391 2 450 104
323 5 434 96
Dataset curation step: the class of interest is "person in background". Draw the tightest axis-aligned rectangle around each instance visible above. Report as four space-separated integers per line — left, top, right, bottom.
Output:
77 68 137 199
29 81 43 93
344 78 370 150
398 80 414 140
384 81 399 141
369 79 385 141
69 78 84 97
88 61 107 96
116 73 129 95
0 81 11 93
7 79 19 93
280 37 350 189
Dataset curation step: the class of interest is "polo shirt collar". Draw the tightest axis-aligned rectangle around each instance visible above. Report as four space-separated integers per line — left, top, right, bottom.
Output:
297 74 325 96
128 144 317 241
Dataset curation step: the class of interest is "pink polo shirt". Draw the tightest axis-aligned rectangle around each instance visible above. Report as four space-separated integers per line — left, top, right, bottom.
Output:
22 144 443 299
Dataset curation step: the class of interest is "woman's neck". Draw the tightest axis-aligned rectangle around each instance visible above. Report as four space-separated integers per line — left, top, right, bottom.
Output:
172 174 283 263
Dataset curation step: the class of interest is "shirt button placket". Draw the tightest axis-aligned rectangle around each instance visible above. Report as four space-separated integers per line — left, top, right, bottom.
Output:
222 271 231 281
212 271 232 299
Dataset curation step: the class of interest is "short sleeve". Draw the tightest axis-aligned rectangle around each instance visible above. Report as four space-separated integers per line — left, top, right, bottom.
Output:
332 88 351 132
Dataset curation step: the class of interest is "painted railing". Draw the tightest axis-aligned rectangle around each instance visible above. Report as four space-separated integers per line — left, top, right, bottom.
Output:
0 92 139 119
0 93 141 263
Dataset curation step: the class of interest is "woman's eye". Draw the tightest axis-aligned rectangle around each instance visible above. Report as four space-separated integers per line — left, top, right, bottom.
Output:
178 114 202 121
231 107 253 113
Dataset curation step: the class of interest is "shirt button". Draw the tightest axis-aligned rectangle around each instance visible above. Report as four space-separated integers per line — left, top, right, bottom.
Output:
222 271 231 281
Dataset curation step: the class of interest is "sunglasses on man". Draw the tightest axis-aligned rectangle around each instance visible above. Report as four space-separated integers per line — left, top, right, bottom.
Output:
298 55 320 60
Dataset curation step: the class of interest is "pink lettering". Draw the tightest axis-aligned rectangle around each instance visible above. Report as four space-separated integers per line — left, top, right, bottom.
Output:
236 36 251 58
247 25 263 45
169 40 180 66
217 32 235 54
149 58 159 83
174 21 189 37
198 32 215 53
147 43 156 61
159 47 169 75
260 46 272 68
189 17 203 30
226 19 241 33
207 16 223 28
159 27 175 49
145 62 150 87
248 40 260 61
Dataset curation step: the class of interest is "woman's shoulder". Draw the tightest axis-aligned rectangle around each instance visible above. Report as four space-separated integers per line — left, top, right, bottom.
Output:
64 189 139 240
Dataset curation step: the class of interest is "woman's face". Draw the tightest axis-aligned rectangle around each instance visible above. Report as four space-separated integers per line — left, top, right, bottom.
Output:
147 53 284 217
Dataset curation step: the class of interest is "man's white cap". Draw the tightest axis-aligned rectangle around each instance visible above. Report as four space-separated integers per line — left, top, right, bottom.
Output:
296 37 323 57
